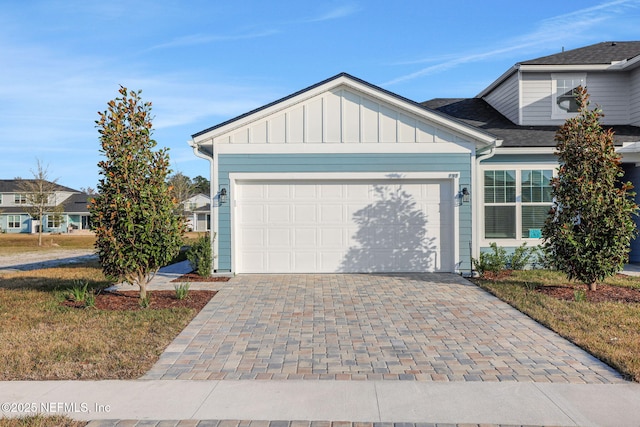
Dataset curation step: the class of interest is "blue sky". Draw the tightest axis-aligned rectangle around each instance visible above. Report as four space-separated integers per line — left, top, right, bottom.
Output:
2 0 640 189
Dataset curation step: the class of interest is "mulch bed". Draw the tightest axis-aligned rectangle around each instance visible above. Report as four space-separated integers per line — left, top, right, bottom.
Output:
171 272 230 283
536 283 640 303
62 290 217 311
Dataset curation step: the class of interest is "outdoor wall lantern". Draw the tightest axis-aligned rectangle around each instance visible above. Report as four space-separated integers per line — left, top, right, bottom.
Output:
461 187 470 203
219 187 228 204
456 186 470 205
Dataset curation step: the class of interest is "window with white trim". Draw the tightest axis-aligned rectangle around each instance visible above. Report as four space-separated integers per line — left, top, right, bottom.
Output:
7 215 21 229
47 215 62 228
14 194 27 204
483 168 554 240
551 73 586 119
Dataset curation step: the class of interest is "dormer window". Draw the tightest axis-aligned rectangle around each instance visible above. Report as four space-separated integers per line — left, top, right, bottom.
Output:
551 73 586 119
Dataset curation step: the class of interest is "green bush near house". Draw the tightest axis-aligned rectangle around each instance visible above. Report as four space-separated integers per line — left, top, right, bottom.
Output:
186 233 215 277
473 242 540 276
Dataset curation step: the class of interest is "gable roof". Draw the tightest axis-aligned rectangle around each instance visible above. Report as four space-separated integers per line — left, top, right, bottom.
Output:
191 72 500 149
521 41 640 66
422 98 640 148
0 179 79 193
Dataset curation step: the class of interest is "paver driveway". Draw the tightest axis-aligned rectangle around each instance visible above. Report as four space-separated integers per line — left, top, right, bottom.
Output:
144 274 623 383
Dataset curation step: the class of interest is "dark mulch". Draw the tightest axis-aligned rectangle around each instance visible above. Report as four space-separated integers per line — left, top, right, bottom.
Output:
62 290 217 311
536 283 640 303
171 272 230 282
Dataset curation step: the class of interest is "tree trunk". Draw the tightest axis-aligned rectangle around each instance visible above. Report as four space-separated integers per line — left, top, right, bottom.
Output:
589 282 597 291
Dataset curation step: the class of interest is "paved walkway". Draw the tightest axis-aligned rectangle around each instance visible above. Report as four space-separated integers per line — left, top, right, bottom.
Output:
143 273 622 383
3 263 640 425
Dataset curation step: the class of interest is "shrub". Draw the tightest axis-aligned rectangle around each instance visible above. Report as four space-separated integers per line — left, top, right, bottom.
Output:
187 233 214 277
508 243 536 270
472 242 508 276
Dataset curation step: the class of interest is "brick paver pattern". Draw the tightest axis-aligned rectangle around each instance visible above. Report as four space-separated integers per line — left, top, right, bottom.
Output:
143 274 623 383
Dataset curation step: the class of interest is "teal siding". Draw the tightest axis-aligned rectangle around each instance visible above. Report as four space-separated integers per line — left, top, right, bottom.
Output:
480 154 558 164
1 214 30 233
217 153 473 273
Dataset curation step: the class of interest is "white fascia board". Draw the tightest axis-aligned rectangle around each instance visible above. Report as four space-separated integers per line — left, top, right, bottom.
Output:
493 147 556 155
215 141 474 155
518 64 616 72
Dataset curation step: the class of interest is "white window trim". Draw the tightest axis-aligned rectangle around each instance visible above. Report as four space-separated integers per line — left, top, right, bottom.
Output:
7 215 21 229
14 194 27 205
480 164 556 247
551 73 586 120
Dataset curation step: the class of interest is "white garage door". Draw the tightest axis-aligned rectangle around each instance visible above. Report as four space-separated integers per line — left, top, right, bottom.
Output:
235 179 454 273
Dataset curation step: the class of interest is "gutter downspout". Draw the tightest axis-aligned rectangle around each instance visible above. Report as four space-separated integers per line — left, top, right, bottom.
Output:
471 139 501 276
188 138 218 273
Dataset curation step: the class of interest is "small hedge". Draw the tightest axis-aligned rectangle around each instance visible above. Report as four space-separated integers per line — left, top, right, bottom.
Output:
186 233 214 277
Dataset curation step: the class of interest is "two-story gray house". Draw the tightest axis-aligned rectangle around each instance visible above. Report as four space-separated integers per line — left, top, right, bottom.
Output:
189 41 640 274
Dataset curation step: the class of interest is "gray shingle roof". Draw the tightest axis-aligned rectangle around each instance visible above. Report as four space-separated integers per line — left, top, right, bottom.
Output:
520 41 640 65
421 98 640 148
60 193 91 213
0 179 79 193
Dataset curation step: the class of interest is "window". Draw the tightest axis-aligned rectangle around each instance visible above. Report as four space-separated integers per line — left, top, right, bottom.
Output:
521 170 553 238
14 194 27 204
7 215 21 229
47 215 62 228
483 168 554 240
552 73 586 118
484 170 516 238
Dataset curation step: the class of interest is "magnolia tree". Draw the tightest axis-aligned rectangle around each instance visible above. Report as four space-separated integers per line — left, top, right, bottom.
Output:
542 87 638 291
90 86 184 304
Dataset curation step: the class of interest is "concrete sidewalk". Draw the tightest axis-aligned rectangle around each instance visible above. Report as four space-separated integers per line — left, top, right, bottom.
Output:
1 379 640 426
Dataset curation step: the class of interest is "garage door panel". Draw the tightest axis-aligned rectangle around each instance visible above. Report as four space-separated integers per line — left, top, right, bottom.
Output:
320 227 345 248
294 228 317 247
235 179 454 273
293 205 317 223
240 228 265 248
267 252 291 271
266 185 290 199
294 252 317 271
320 184 344 198
292 185 317 199
320 205 345 223
267 205 290 223
267 228 291 247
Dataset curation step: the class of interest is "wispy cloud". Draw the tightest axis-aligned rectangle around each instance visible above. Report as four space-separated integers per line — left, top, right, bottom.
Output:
151 29 280 50
305 4 361 22
384 0 640 86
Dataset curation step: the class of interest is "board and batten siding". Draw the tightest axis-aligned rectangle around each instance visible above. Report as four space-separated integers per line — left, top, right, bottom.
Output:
484 72 520 124
631 68 640 126
213 87 470 146
215 153 473 272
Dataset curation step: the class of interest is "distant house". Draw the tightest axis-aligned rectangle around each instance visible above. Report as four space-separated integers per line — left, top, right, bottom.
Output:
182 194 210 232
189 41 640 274
0 179 91 234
